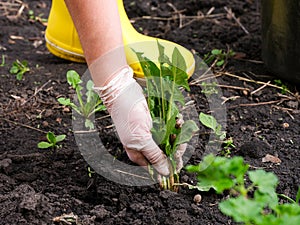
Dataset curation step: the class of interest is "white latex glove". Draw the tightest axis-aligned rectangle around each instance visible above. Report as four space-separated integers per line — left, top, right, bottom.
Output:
94 66 170 176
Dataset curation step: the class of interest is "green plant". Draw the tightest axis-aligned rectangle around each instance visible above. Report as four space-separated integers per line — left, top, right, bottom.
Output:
38 131 66 149
200 81 219 95
58 70 106 130
199 112 235 156
199 112 226 140
203 48 235 67
9 59 30 80
28 10 48 23
221 137 235 157
133 41 199 191
186 154 300 225
0 54 5 67
274 79 289 94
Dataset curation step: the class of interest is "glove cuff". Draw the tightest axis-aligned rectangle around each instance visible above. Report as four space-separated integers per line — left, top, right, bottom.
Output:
93 66 135 111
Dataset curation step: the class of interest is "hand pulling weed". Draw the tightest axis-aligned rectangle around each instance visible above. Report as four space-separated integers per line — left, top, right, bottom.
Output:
58 70 106 130
133 41 199 191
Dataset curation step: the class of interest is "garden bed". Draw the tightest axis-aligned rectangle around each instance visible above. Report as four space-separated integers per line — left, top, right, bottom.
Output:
0 0 299 224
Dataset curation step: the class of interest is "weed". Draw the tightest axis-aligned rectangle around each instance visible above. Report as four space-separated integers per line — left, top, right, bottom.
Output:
201 81 219 95
186 155 300 225
38 131 66 149
0 54 5 67
58 70 106 130
203 48 235 68
274 79 289 94
9 59 30 80
133 41 199 191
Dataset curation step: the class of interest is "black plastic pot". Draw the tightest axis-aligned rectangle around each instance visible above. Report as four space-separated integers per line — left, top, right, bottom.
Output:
261 0 300 84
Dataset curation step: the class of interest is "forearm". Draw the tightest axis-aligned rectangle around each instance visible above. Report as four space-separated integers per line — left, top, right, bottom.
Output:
64 0 127 86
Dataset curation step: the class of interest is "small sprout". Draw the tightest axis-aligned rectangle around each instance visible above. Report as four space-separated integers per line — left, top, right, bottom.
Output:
38 131 66 149
0 54 5 67
203 48 235 68
201 81 219 95
9 59 30 80
193 194 202 205
87 166 95 178
274 79 289 94
58 70 106 130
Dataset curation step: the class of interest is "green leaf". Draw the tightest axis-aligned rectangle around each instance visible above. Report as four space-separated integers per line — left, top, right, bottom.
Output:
46 131 56 144
66 70 82 89
171 47 189 91
211 49 222 55
37 142 53 149
249 170 278 194
186 155 248 193
16 72 23 81
175 120 199 146
55 134 66 143
216 59 224 67
219 196 263 223
199 112 218 132
58 97 72 106
9 65 19 74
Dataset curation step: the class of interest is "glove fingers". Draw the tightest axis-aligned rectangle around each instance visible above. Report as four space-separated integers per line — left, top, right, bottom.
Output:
125 147 149 168
175 143 187 173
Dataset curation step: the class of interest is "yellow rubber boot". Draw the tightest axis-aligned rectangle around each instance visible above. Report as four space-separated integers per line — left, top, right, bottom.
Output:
45 0 195 77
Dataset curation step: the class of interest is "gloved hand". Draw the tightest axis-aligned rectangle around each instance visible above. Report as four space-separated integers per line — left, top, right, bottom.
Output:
93 66 170 176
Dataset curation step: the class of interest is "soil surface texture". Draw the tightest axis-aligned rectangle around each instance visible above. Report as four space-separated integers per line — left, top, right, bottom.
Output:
1 0 299 225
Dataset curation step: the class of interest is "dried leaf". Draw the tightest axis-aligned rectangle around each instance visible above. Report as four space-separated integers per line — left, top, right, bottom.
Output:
262 154 281 164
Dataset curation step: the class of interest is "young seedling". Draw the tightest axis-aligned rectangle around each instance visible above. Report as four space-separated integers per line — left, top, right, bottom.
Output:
274 79 289 94
0 54 5 67
133 41 199 191
186 155 300 225
203 48 235 68
58 70 106 130
200 81 219 95
199 112 235 157
38 131 66 149
9 59 30 80
28 10 48 24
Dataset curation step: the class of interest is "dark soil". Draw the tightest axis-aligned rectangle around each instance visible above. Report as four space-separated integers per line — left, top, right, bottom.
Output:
1 0 299 224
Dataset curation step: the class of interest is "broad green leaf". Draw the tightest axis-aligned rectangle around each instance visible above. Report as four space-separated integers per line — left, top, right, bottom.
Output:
249 170 278 194
199 112 218 132
55 134 66 143
186 155 248 193
254 189 278 209
66 70 82 89
274 203 300 217
9 65 19 74
171 47 189 91
175 120 199 146
157 40 172 65
211 49 222 55
16 72 23 81
219 196 263 223
216 59 224 67
38 142 53 149
57 97 72 106
46 131 56 144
